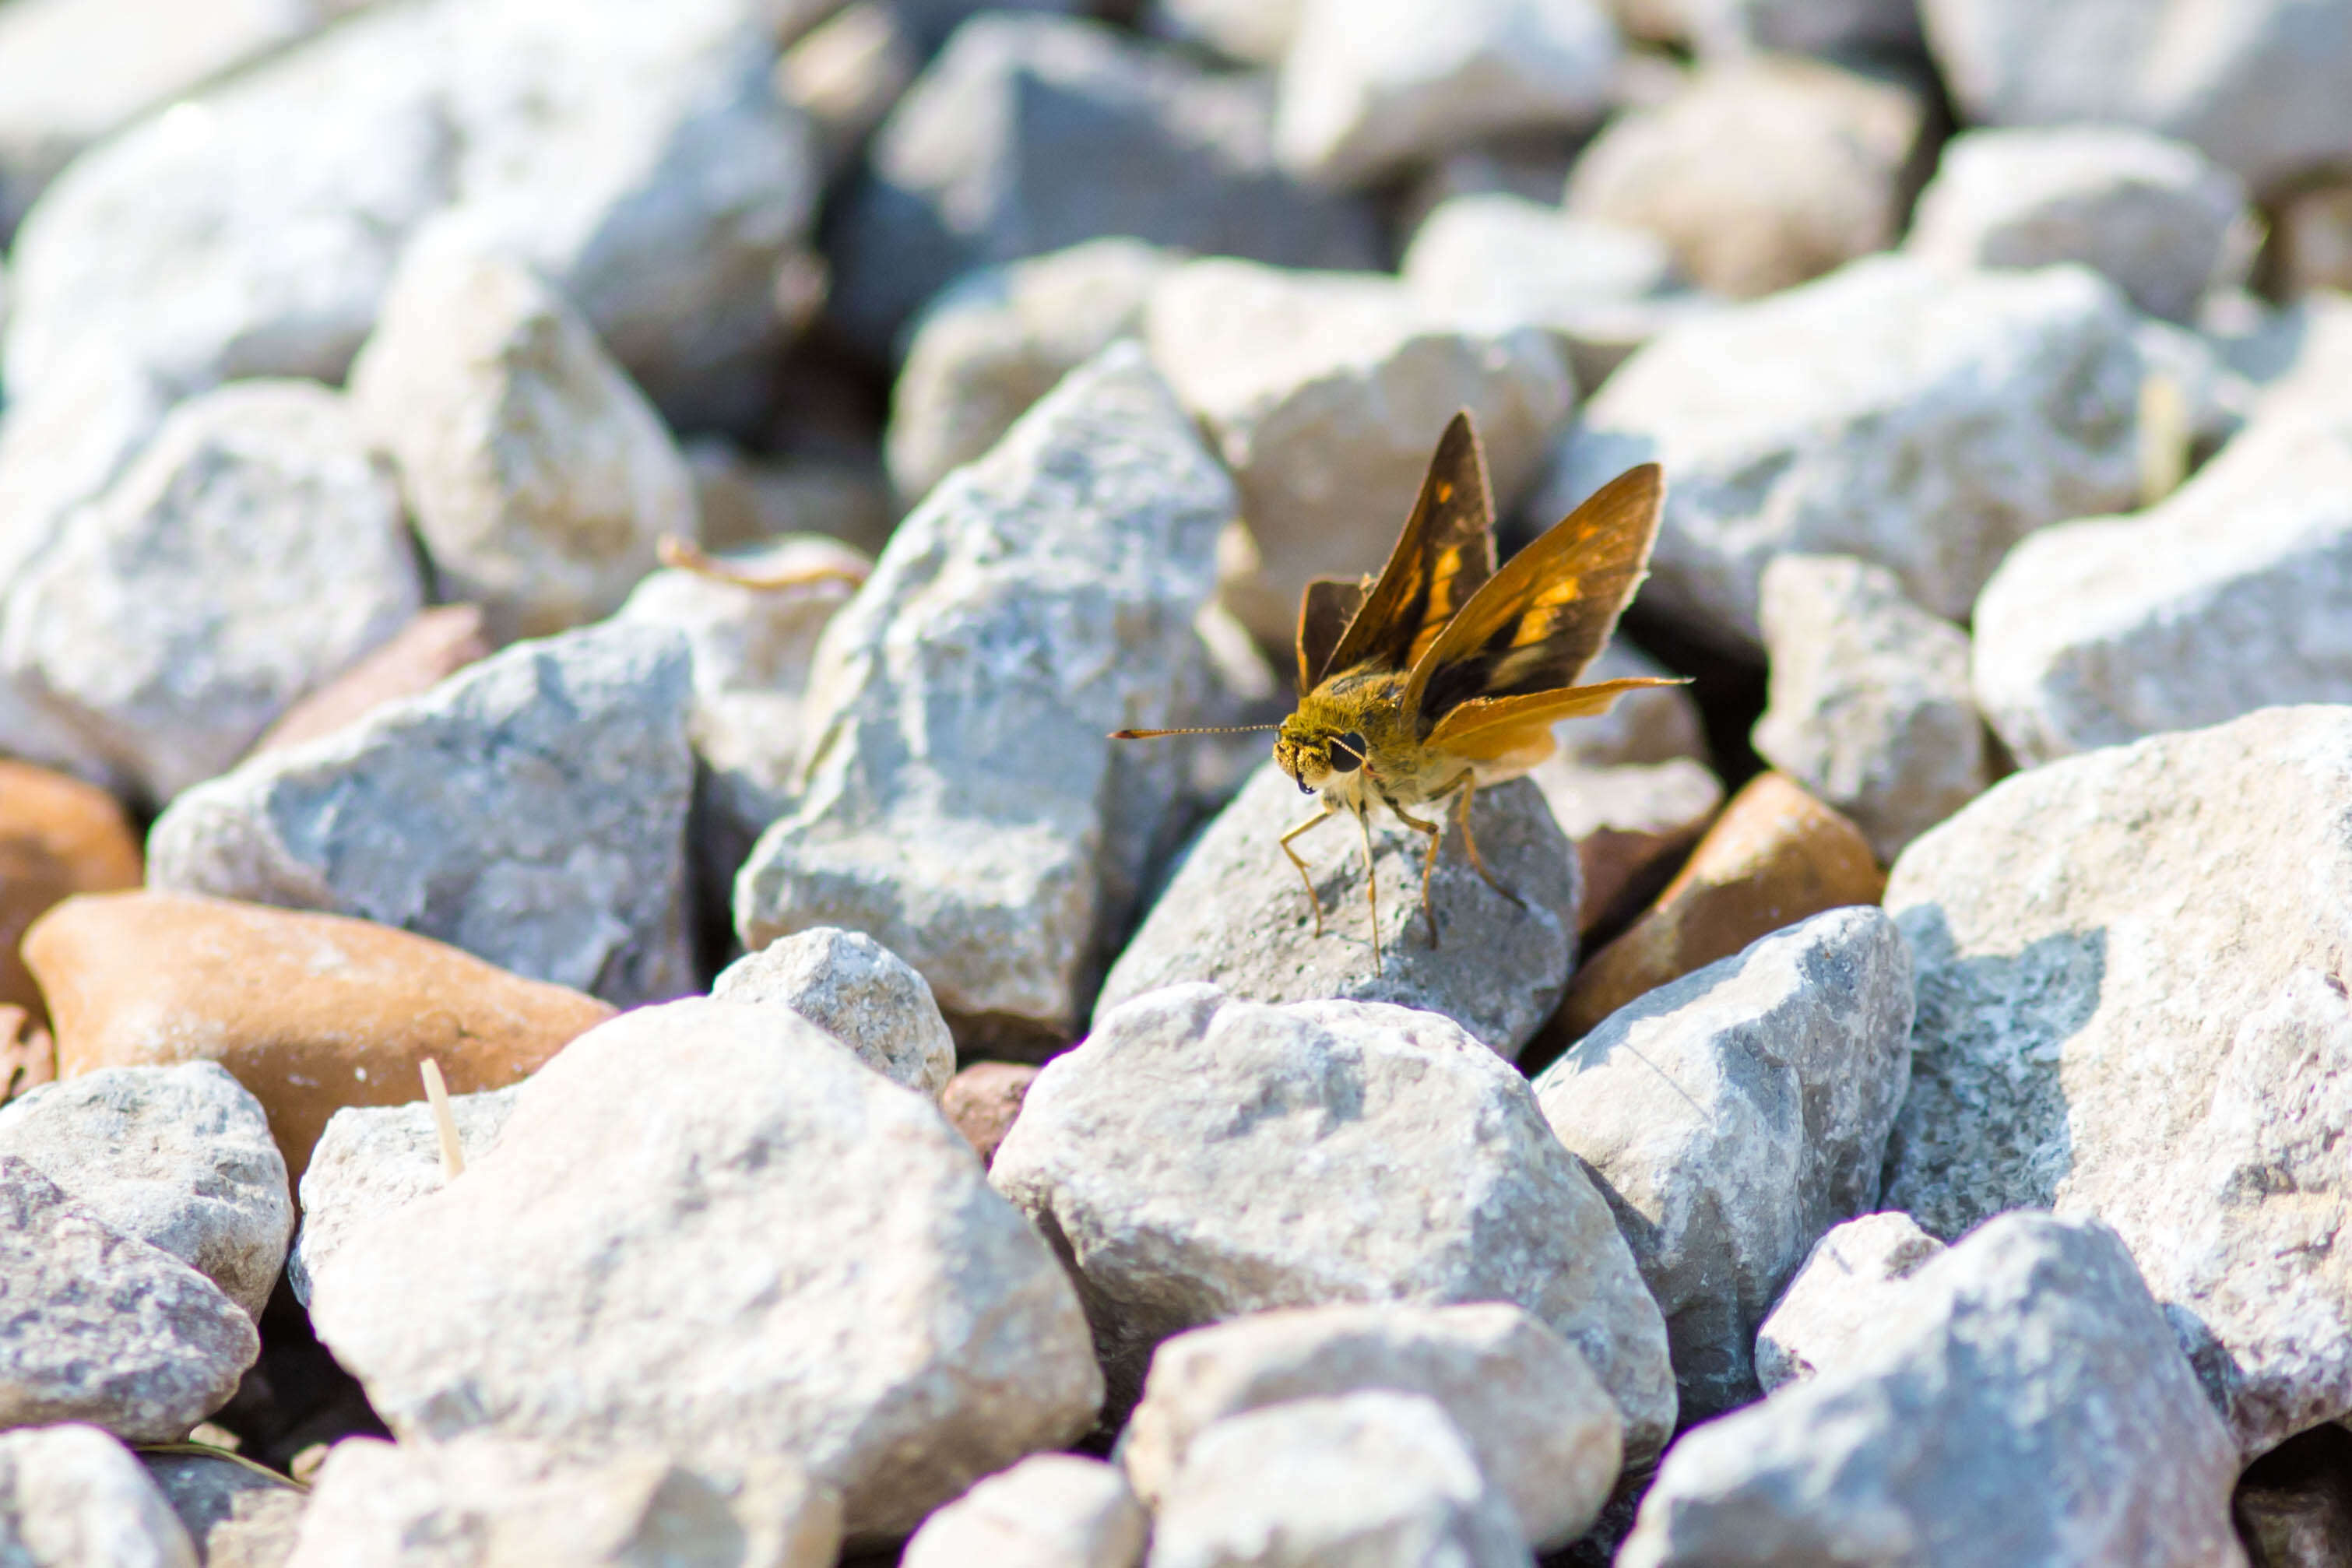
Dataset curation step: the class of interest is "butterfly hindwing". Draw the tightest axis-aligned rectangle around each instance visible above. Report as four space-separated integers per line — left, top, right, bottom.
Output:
1296 576 1369 691
1316 411 1499 684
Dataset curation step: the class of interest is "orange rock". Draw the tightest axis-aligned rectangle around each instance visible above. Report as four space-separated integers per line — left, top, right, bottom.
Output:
1535 757 1724 941
250 604 492 755
1553 772 1884 1040
24 891 611 1176
938 1060 1039 1167
0 761 143 1021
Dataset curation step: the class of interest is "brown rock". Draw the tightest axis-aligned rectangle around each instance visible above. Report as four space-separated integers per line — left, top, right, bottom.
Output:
24 890 613 1176
1534 758 1724 940
248 604 492 755
1552 772 1883 1039
0 1005 53 1105
0 759 143 1021
938 1060 1039 1167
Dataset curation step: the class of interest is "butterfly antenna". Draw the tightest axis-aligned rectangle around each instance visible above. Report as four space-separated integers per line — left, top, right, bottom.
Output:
1109 723 1283 740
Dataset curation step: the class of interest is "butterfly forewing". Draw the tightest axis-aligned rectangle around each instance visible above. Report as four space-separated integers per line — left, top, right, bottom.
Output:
1317 411 1499 681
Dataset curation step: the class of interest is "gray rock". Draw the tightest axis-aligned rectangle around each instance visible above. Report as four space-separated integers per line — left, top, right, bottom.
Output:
2276 183 2352 298
1542 255 2147 654
0 1063 293 1323
288 1087 522 1309
143 1450 307 1568
308 999 1101 1542
887 238 1178 506
1119 1303 1621 1552
1145 0 1301 65
1752 554 1988 862
903 1456 1146 1568
3 0 816 431
1906 126 2252 325
1753 1211 1946 1394
0 380 419 806
283 1436 839 1568
1883 705 2352 1454
1534 906 1914 1419
1402 192 1682 352
0 1425 198 1568
348 240 698 645
0 1158 258 1443
1148 1392 1531 1568
734 346 1239 1049
990 986 1675 1458
1273 0 1618 188
146 621 698 1008
1971 403 2352 768
1095 762 1578 1060
1617 1214 2247 1568
777 0 919 178
1143 257 1573 647
826 13 1379 357
1920 0 2352 195
713 926 958 1097
1563 55 1926 301
1685 0 1922 56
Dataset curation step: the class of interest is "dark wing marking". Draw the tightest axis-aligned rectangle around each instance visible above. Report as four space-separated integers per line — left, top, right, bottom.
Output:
1296 576 1369 693
1405 463 1665 735
1314 411 1498 687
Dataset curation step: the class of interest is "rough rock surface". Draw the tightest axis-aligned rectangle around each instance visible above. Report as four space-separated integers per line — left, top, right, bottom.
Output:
827 13 1378 356
0 1063 292 1322
1148 1392 1529 1568
1095 762 1578 1061
1120 1303 1620 1551
1972 403 2352 768
1905 126 2251 324
1883 705 2352 1454
0 1424 199 1568
1617 1214 2247 1568
1535 907 1914 1419
308 999 1102 1542
0 758 142 1020
734 346 1240 1049
939 1061 1039 1166
902 1455 1145 1568
1752 554 1988 862
713 926 958 1098
1543 255 2147 653
349 241 698 644
0 380 420 806
143 1450 307 1568
147 621 698 1009
283 1436 840 1568
990 986 1675 1457
0 1158 258 1443
251 604 494 757
1753 1211 1946 1394
1143 257 1573 647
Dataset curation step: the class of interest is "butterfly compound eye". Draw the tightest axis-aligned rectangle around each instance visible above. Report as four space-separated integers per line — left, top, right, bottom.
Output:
1328 732 1368 772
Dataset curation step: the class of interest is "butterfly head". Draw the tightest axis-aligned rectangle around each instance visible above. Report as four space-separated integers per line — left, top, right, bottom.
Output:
1274 718 1369 796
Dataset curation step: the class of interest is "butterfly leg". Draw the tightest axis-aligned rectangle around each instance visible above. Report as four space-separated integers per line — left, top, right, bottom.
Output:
1279 798 1338 937
1385 793 1447 950
1352 799 1383 970
1450 773 1526 909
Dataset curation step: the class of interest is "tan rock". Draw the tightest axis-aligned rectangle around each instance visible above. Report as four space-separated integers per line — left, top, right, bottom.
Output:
938 1060 1039 1167
0 760 142 1021
1535 758 1723 940
249 604 492 756
0 1005 51 1105
1552 772 1882 1038
24 891 612 1176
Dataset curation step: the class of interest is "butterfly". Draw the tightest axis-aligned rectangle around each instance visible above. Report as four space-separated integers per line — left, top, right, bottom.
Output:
1117 411 1679 967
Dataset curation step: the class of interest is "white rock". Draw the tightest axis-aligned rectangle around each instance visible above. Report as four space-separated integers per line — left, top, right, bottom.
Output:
1753 554 1988 861
0 353 167 617
1972 404 2352 768
141 1450 306 1568
733 345 1243 1047
1542 255 2147 654
0 1063 292 1323
1563 54 1925 300
1921 0 2352 195
0 1425 198 1568
1148 1392 1531 1568
1145 0 1302 65
1274 0 1618 188
713 926 958 1097
1403 192 1680 340
1906 126 2252 324
1753 1211 1946 1393
777 0 919 176
1534 906 1914 1419
1619 1214 2248 1568
1883 705 2352 1454
288 1087 521 1309
990 986 1676 1458
308 999 1102 1542
0 380 419 805
146 621 698 1007
283 1436 839 1568
0 1158 257 1443
904 1455 1146 1568
1120 1303 1621 1551
888 238 1179 505
1143 258 1573 646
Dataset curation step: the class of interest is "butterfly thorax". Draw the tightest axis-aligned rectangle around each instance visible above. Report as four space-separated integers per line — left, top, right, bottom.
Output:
1274 664 1460 807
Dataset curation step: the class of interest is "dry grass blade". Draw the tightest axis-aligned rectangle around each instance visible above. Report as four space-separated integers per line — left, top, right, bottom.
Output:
420 1058 464 1180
